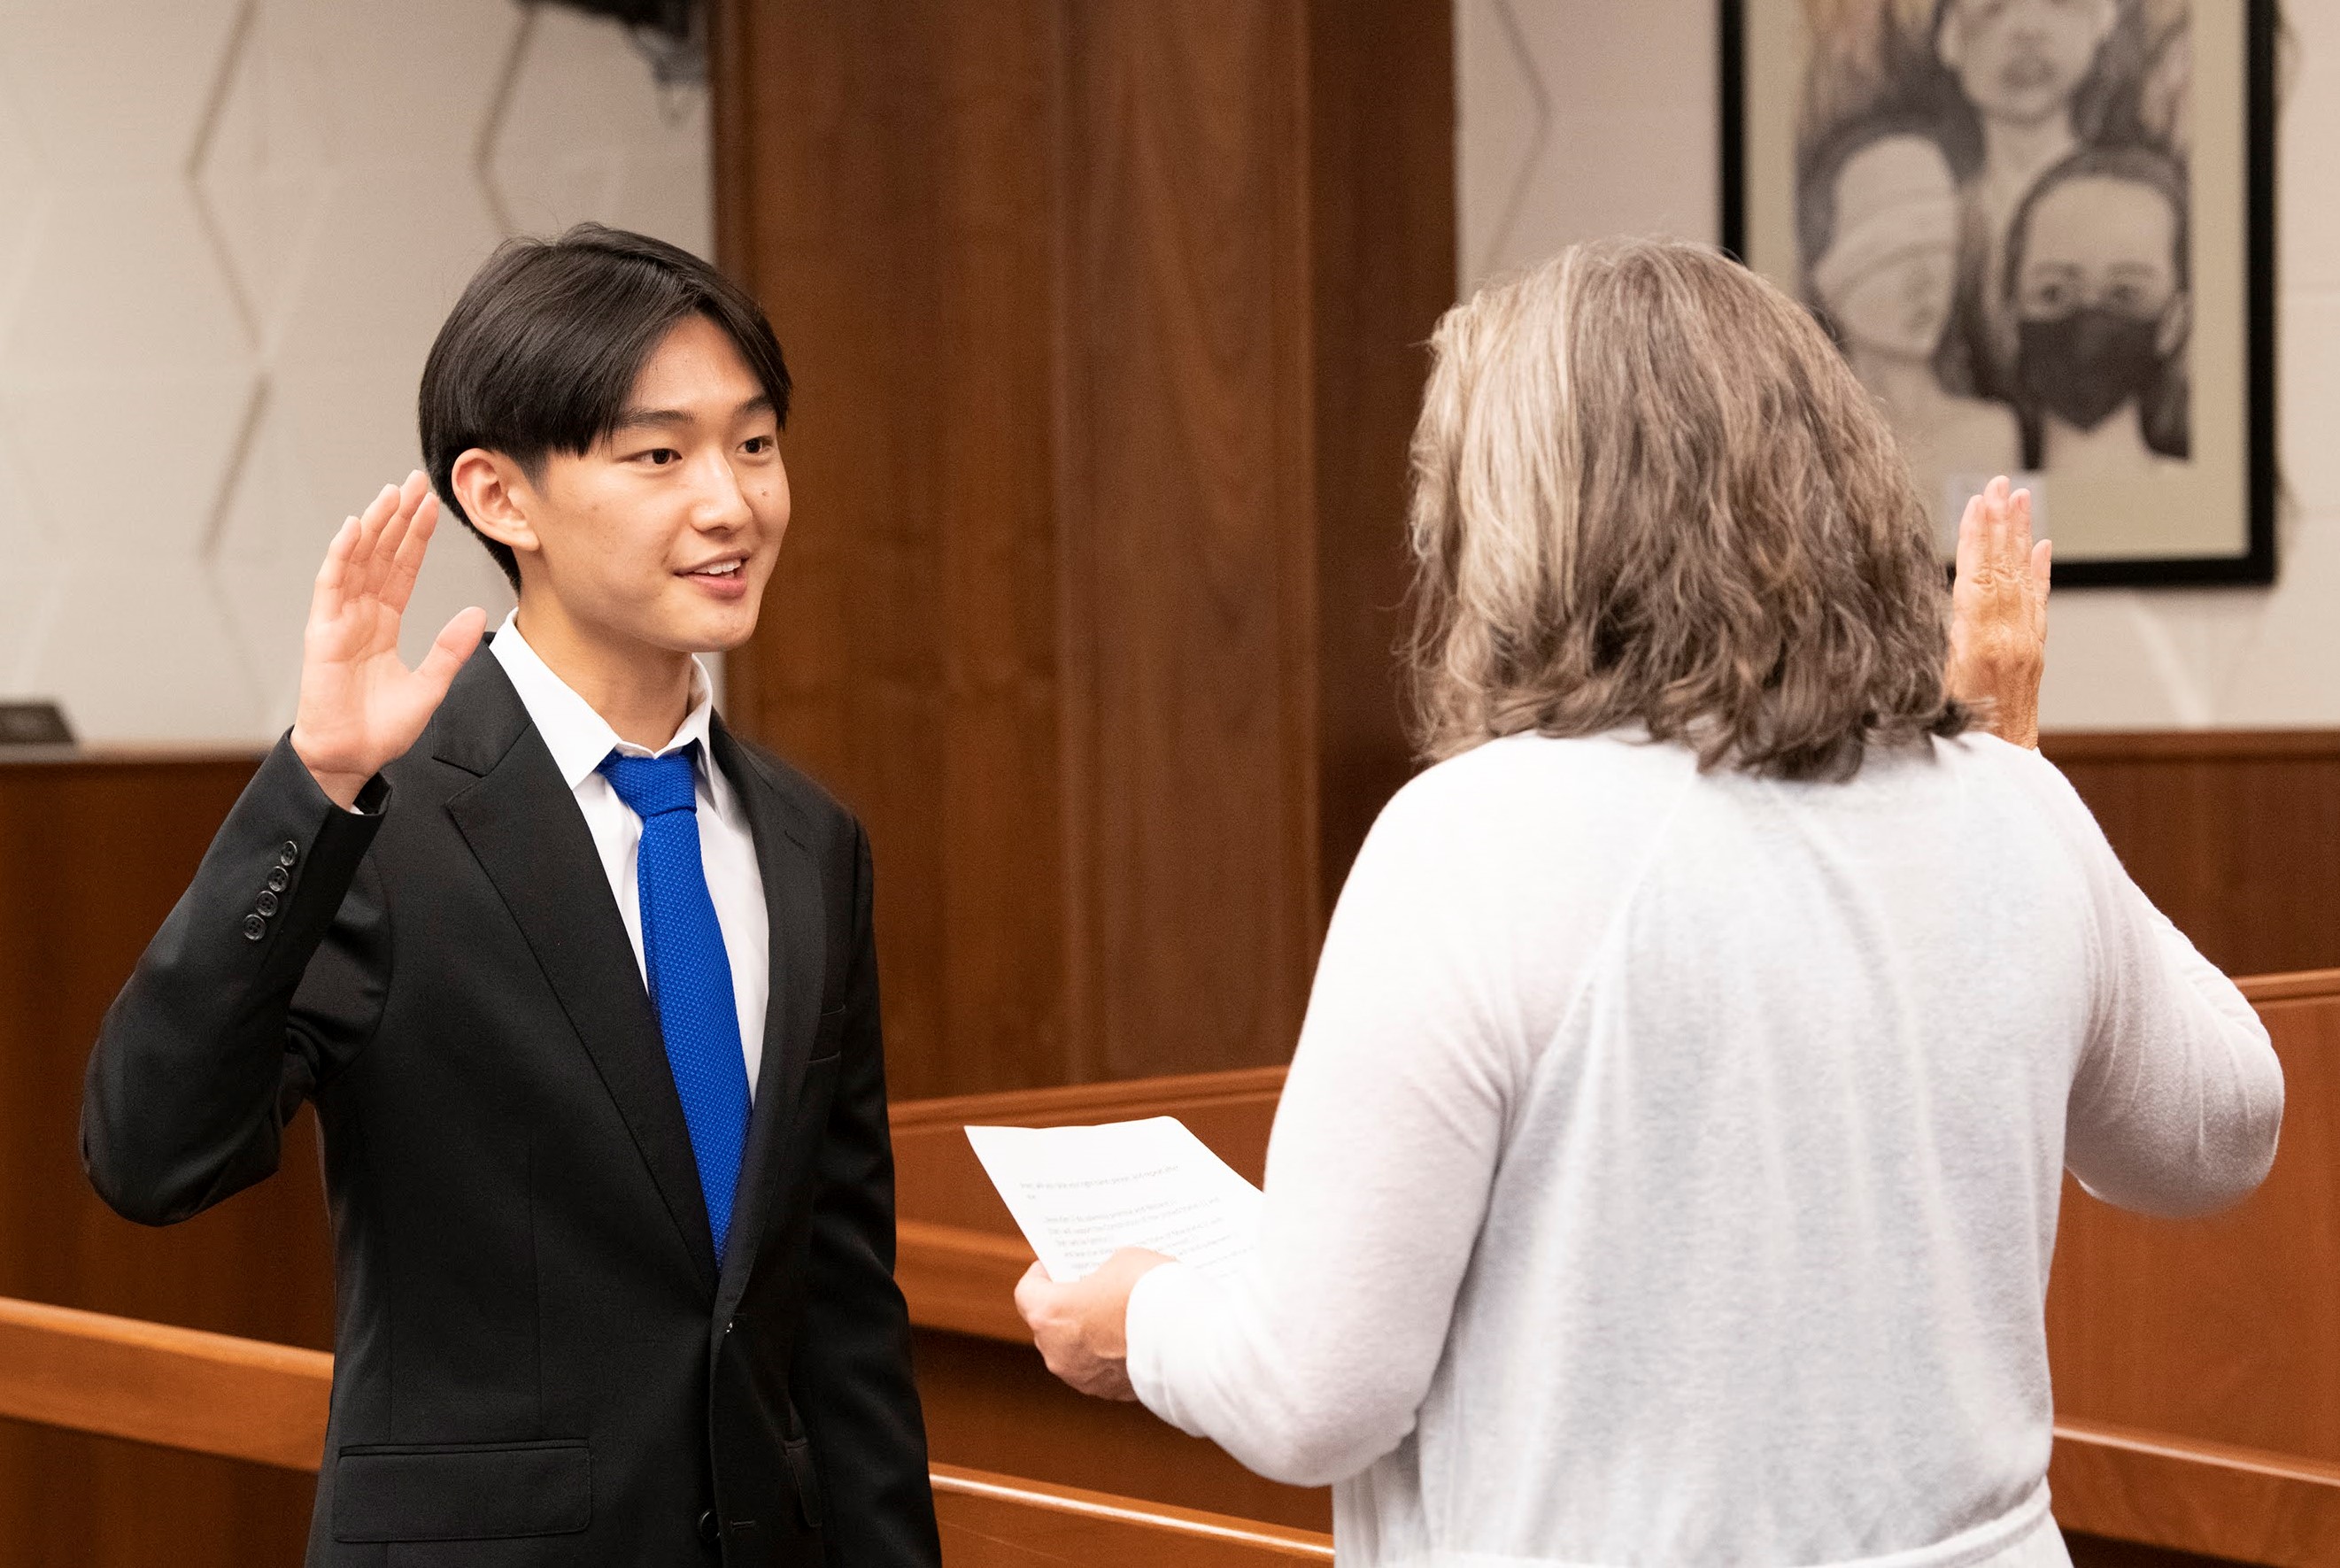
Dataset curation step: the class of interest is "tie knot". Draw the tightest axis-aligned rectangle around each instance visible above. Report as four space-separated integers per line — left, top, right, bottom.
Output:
599 748 698 819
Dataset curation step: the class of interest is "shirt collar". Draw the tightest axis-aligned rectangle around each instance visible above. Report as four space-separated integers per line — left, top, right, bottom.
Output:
489 610 717 792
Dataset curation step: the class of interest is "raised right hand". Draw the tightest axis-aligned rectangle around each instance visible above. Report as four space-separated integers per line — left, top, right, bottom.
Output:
289 470 488 808
1946 475 2051 750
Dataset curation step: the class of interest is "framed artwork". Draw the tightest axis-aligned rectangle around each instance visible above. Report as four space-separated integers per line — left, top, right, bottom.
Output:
1722 0 2275 585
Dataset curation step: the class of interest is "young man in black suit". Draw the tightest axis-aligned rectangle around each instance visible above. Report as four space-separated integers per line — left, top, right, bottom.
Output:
82 226 939 1566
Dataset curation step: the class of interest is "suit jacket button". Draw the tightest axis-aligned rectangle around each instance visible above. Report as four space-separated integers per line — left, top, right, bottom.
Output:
697 1509 720 1544
255 891 280 918
266 865 289 894
277 841 299 868
242 914 266 942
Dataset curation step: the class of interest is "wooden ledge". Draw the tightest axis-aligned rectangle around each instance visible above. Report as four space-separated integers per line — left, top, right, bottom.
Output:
898 1219 1035 1340
932 1463 1332 1561
2236 968 2340 1004
892 1066 1290 1132
2042 730 2340 763
0 1295 330 1471
2050 1417 2340 1567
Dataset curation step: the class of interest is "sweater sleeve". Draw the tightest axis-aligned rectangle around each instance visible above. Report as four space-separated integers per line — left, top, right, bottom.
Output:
1123 754 1659 1487
2048 765 2283 1217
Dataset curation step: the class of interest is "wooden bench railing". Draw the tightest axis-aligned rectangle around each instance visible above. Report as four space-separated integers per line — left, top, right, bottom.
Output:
0 1296 1331 1564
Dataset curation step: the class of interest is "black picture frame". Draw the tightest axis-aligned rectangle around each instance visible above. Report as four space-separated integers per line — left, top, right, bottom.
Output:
1719 0 2277 588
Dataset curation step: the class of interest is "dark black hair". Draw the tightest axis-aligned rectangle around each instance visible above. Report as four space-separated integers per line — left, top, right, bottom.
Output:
2000 143 2189 301
419 223 791 590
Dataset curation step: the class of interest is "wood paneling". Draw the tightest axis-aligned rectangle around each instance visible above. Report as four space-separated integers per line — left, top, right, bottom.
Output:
1306 0 1454 913
893 1069 1331 1531
2051 1418 2340 1568
713 0 1072 1101
2044 731 2340 977
0 755 330 1565
713 0 1451 1099
2047 971 2340 1469
915 1327 1332 1534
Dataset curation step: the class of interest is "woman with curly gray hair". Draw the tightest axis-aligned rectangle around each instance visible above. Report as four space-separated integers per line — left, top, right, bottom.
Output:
1019 239 2277 1568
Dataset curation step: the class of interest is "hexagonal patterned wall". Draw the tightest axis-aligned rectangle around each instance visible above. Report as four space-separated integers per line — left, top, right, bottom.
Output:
1457 0 2340 730
0 0 712 743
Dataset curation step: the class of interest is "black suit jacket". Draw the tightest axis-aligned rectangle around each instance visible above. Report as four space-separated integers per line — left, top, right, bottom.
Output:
81 650 940 1567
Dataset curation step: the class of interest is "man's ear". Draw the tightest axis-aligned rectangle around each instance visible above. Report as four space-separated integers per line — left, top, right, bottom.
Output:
2158 291 2191 358
450 449 542 560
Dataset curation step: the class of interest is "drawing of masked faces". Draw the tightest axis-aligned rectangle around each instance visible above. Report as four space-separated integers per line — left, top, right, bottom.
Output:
2011 170 2186 433
1810 135 1961 360
1937 0 2118 128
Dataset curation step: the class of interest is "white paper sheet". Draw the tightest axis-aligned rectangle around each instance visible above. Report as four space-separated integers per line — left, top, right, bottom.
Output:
964 1116 1264 1283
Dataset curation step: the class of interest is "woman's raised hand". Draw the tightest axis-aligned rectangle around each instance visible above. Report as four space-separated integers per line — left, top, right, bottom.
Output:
289 470 488 808
1947 476 2051 750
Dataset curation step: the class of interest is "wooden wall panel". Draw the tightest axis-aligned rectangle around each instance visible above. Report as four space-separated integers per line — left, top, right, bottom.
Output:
2046 977 2340 1465
2044 731 2340 978
1306 0 1454 911
714 0 1070 1101
714 0 1452 1099
0 755 331 1565
1055 1 1319 1085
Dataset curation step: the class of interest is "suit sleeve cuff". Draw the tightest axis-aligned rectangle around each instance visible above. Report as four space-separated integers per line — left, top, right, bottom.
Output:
236 736 389 967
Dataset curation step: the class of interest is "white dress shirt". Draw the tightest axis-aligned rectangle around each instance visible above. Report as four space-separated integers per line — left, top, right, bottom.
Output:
490 612 770 1097
1126 730 2281 1568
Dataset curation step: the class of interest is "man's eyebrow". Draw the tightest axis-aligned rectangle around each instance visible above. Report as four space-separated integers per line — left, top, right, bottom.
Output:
612 406 691 433
610 394 775 434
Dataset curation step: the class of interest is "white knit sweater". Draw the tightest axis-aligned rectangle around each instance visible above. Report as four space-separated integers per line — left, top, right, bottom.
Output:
1125 730 2282 1568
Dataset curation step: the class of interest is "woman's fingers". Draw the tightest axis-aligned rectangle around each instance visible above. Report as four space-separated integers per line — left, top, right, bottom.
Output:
1953 491 1985 592
1013 1262 1053 1329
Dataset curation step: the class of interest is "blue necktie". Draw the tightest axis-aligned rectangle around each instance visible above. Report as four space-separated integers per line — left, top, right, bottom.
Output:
598 746 752 1263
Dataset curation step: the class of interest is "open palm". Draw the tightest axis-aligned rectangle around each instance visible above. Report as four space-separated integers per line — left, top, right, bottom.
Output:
1947 475 2051 749
289 470 488 807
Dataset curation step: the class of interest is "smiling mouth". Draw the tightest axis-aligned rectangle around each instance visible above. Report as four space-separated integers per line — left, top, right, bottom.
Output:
684 560 745 578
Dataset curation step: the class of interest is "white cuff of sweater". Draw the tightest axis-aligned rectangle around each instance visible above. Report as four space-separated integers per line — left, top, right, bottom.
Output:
1123 1259 1211 1438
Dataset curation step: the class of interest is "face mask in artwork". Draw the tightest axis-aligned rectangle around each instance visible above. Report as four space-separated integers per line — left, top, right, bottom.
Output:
2016 308 2164 431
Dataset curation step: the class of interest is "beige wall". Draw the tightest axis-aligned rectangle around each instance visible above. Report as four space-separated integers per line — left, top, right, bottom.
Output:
0 0 712 744
1456 0 2340 730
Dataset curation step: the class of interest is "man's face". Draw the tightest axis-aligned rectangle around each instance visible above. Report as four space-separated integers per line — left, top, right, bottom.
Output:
521 313 789 656
1939 0 2117 127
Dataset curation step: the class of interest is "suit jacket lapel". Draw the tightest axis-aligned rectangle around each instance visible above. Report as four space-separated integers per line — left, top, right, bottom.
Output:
709 718 824 1317
434 653 722 1295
